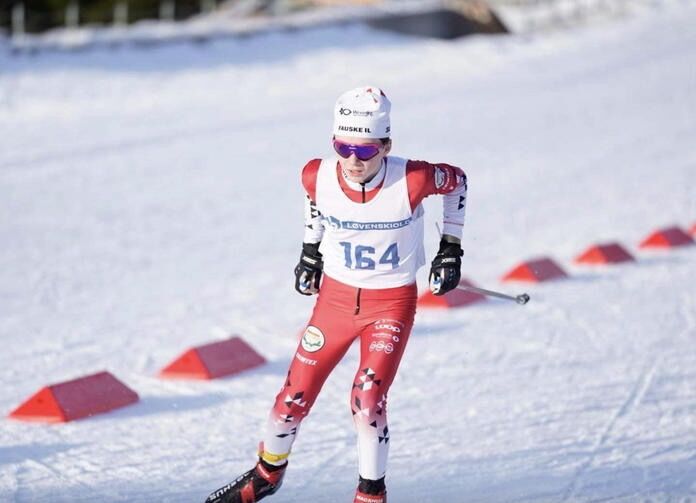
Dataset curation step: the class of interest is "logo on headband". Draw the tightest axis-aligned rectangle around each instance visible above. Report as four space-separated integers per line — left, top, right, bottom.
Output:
339 108 374 117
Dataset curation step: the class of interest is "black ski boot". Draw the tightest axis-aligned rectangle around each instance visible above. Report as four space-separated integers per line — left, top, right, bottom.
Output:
205 459 287 503
354 475 387 503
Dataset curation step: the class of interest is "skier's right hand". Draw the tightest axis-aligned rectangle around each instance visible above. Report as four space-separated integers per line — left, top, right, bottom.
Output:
294 242 323 295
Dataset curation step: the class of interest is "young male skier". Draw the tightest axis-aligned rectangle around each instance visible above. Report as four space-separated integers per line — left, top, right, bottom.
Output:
205 86 467 503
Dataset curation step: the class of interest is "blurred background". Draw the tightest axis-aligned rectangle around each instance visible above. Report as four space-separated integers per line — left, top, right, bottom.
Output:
0 0 638 38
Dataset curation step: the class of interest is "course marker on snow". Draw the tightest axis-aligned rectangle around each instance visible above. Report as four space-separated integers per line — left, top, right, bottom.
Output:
639 226 693 249
574 242 635 265
689 223 696 237
418 278 487 308
8 371 139 423
159 336 266 380
501 257 568 283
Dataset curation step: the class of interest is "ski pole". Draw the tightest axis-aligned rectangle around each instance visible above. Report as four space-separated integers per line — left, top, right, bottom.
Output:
431 224 529 305
456 284 530 305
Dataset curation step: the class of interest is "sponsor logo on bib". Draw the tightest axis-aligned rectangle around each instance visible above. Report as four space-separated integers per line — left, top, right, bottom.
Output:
322 215 412 231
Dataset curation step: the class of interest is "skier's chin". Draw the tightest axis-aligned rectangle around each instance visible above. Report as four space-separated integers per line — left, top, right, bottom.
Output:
345 170 366 183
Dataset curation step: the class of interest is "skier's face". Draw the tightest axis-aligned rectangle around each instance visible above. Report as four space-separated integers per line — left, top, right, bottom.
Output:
334 135 391 184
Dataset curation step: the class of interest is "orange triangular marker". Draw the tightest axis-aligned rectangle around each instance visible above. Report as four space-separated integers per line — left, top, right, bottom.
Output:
418 278 486 308
574 243 635 265
159 348 209 379
9 387 66 423
159 336 266 380
502 257 568 282
639 226 693 249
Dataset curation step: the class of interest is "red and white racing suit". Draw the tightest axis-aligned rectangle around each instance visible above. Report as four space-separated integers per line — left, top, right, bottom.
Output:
261 156 467 481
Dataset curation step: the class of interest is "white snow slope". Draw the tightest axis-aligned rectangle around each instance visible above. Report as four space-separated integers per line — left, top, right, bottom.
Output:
1 4 695 502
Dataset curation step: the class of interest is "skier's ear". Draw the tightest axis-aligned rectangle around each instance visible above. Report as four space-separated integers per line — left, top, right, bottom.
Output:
383 139 392 155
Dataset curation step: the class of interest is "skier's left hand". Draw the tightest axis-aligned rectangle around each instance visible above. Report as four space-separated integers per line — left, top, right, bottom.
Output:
429 237 463 296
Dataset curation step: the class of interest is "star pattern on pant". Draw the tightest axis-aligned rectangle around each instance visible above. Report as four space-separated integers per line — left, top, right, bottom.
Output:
376 394 387 416
276 413 294 424
352 396 370 418
284 391 307 409
378 426 389 444
353 367 382 391
276 427 297 439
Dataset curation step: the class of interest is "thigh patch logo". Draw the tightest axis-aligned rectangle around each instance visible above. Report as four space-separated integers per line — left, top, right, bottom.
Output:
369 339 395 354
301 325 325 353
371 319 404 344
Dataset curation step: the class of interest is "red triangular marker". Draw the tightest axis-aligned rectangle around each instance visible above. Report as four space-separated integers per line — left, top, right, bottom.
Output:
418 278 486 308
159 348 209 379
502 257 568 282
159 337 266 380
639 226 693 249
9 387 66 423
9 371 139 423
575 243 635 264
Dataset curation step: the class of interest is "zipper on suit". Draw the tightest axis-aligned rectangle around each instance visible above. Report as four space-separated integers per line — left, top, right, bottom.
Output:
355 182 366 313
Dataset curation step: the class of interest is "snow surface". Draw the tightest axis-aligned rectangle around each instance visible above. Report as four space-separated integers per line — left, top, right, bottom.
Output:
1 2 695 502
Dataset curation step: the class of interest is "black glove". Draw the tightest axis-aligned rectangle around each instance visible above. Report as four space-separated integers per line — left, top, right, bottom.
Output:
294 242 323 295
429 238 463 296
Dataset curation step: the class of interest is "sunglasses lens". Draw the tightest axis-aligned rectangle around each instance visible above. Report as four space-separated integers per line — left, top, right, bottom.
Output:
333 141 380 161
355 145 380 160
334 141 353 158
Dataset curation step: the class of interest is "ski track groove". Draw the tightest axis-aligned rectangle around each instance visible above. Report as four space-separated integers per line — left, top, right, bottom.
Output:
560 356 662 501
529 305 566 380
20 458 95 502
3 463 20 503
293 433 350 499
531 303 601 380
677 292 696 342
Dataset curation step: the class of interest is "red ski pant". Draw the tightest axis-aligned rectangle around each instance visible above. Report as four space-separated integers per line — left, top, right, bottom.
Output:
262 275 417 480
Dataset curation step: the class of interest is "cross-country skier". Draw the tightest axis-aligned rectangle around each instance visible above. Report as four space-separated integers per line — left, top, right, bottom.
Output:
205 86 467 503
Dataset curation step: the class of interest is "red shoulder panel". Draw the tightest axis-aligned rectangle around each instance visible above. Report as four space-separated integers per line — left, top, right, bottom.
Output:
405 160 436 211
301 159 322 201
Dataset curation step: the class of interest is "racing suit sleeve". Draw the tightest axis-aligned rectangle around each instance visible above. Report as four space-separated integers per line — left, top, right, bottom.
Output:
303 195 324 244
302 159 324 244
406 160 467 241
